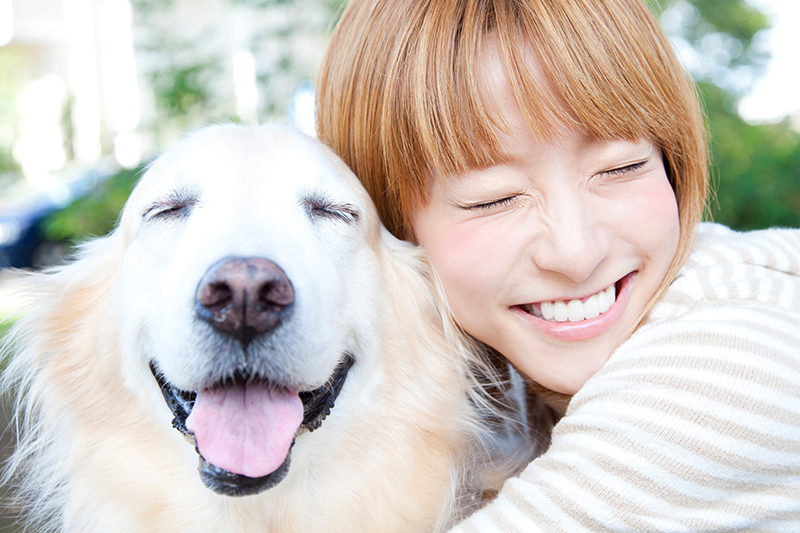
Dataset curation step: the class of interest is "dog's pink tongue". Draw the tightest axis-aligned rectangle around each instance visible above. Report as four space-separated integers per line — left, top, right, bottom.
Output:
186 383 303 478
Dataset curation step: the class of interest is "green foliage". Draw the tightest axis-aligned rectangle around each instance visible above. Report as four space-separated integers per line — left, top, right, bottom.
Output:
130 1 232 138
0 309 20 365
130 0 344 138
645 0 800 230
648 0 770 91
0 133 17 178
659 0 769 49
648 0 768 47
150 59 223 120
0 317 14 345
130 0 174 10
701 82 800 229
41 166 143 243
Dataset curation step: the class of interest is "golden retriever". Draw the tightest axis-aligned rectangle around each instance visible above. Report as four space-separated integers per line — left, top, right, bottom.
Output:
2 124 544 532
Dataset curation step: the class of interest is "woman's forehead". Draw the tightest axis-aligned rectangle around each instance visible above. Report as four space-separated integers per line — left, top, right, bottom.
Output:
475 33 583 143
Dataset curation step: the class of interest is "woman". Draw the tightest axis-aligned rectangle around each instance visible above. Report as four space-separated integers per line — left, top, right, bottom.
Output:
317 0 800 529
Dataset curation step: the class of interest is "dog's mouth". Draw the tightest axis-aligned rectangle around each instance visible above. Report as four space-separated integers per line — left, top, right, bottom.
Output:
149 354 354 497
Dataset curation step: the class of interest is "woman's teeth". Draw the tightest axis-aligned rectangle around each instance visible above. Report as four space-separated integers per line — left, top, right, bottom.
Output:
524 284 616 323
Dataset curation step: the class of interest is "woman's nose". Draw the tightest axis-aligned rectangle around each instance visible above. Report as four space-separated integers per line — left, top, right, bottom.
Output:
529 196 609 282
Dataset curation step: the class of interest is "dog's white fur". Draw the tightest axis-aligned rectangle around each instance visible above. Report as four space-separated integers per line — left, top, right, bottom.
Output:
2 125 539 532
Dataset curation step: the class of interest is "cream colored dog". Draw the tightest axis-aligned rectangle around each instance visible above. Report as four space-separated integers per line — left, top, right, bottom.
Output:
2 125 540 532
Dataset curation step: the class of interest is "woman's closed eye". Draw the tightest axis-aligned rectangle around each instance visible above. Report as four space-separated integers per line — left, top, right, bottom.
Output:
462 195 520 211
601 159 648 178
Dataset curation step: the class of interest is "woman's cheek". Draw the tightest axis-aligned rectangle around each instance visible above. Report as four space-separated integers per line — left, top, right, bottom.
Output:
642 180 680 253
424 220 510 314
614 176 680 258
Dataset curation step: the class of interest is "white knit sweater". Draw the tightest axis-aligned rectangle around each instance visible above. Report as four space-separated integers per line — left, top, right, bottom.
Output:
453 223 800 532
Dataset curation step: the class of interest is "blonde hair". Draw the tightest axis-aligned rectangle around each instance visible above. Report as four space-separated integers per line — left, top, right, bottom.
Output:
317 0 708 320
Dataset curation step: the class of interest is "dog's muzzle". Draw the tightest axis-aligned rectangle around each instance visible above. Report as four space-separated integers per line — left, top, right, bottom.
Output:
149 256 354 497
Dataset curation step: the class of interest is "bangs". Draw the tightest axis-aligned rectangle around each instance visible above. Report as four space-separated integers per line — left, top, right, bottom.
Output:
401 0 692 181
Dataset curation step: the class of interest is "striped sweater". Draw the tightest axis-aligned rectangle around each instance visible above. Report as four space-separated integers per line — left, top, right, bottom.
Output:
453 223 800 532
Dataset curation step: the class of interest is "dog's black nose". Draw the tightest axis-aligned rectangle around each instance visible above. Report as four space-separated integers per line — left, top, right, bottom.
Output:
195 257 294 345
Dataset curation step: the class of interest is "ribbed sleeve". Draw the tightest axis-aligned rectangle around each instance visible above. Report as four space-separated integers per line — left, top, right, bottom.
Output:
452 224 800 532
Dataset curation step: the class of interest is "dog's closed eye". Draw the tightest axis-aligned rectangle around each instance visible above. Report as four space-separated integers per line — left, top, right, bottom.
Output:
303 193 359 225
144 189 199 221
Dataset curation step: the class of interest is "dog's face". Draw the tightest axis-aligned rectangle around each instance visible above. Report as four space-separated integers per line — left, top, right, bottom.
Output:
114 125 384 496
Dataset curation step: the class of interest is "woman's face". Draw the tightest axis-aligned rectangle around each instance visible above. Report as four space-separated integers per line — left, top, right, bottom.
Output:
411 52 680 395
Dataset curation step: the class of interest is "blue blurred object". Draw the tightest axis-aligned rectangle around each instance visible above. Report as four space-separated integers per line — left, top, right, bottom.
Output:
288 81 316 137
0 165 112 269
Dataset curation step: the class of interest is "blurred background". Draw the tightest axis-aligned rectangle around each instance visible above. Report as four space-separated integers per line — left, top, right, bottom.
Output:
0 0 798 529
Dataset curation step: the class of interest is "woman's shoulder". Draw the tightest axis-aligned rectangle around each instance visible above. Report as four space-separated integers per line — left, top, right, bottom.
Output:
689 222 800 273
647 222 800 323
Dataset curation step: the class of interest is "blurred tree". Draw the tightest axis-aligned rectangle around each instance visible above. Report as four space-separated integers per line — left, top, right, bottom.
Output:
129 0 228 144
701 81 800 229
148 53 223 123
647 0 800 229
129 0 343 145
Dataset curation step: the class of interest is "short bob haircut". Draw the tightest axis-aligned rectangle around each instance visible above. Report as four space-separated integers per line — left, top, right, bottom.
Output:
317 0 708 315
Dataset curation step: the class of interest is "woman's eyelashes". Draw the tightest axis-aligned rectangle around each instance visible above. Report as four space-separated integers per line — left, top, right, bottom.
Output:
463 195 519 211
600 159 648 178
588 159 652 190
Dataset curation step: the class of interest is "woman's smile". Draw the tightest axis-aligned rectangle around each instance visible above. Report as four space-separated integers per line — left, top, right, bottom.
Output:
520 280 618 322
513 272 635 341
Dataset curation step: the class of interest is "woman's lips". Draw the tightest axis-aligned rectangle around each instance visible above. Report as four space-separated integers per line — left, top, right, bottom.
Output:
514 272 635 341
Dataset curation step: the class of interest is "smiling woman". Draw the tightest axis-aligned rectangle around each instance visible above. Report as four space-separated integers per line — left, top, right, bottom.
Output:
317 0 800 529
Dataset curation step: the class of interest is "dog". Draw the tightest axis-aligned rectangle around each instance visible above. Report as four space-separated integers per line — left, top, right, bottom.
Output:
2 124 547 532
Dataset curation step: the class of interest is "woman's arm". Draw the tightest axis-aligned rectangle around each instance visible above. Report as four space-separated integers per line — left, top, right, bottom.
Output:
455 301 800 531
